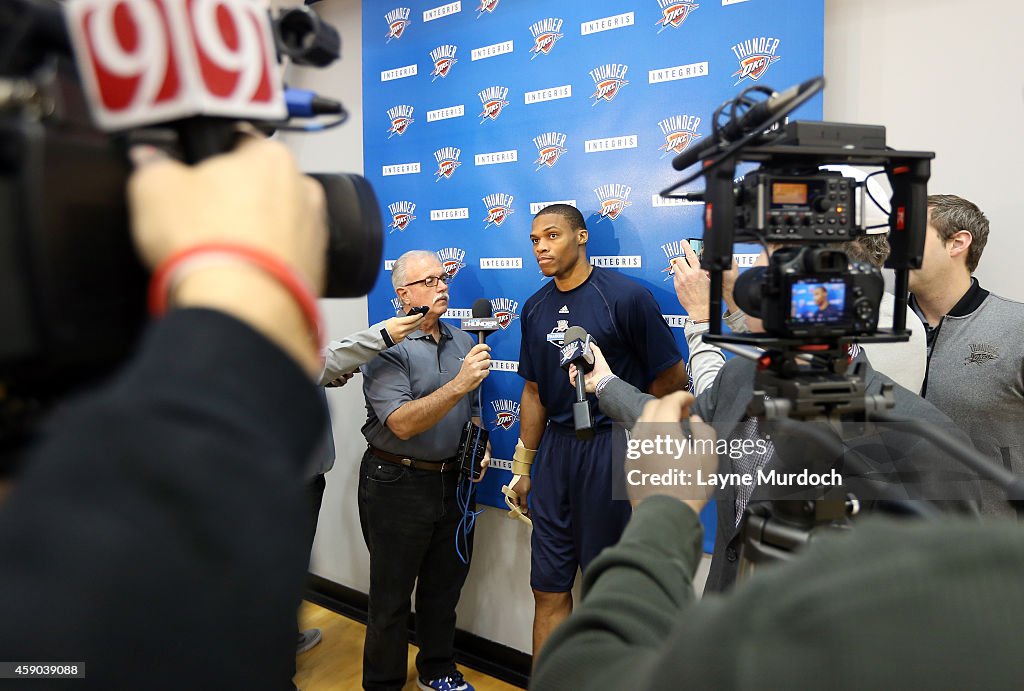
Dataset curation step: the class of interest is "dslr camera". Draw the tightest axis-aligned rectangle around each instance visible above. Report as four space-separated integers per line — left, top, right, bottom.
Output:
663 78 933 420
735 244 883 340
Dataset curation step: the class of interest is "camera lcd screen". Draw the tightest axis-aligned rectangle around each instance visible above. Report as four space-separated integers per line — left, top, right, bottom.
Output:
686 238 704 265
772 182 809 205
790 279 846 324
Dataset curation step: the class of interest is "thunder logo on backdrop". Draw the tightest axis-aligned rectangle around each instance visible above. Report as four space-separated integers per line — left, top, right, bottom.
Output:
385 8 411 42
533 132 568 170
482 194 514 229
590 63 630 105
436 247 468 280
732 36 782 84
434 147 462 181
388 201 417 233
490 399 521 431
594 184 633 221
430 44 458 81
490 298 521 329
660 240 686 280
477 0 500 18
386 105 414 138
655 0 699 33
529 17 564 59
478 86 510 122
658 115 702 157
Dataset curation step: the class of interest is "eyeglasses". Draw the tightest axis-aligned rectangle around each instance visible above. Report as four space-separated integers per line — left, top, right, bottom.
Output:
403 274 451 288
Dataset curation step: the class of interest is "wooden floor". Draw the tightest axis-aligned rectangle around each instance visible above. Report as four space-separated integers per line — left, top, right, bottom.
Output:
295 601 524 691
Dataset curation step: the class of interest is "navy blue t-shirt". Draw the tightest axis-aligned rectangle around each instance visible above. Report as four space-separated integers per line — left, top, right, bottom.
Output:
518 266 682 428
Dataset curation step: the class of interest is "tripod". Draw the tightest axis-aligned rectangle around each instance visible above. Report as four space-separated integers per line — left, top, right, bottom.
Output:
735 345 901 579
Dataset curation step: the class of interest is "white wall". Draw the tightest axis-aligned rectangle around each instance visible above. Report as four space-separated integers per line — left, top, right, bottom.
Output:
279 0 538 654
282 0 1024 659
823 0 1024 301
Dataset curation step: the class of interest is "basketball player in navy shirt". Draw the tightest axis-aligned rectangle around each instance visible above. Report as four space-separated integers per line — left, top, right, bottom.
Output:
507 204 686 654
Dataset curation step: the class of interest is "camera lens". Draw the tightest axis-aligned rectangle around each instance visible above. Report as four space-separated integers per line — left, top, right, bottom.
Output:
311 173 383 298
734 266 767 318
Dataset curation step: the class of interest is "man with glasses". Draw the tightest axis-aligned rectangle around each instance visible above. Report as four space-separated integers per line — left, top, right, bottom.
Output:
358 250 492 691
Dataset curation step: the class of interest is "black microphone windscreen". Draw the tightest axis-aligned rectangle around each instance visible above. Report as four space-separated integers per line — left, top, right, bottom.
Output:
472 298 493 318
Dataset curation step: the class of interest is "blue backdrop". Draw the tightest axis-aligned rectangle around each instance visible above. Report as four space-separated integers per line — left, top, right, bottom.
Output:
361 0 824 510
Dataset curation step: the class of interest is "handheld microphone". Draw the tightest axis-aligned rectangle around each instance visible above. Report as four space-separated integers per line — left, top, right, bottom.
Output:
559 326 595 440
462 299 500 345
558 327 595 374
457 299 494 480
671 76 820 172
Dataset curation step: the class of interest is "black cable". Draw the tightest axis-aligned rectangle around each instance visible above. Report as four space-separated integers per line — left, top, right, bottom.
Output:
731 231 771 267
272 111 349 132
863 169 891 217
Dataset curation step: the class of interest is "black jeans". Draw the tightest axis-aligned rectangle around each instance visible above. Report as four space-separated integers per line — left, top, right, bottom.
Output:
358 451 474 690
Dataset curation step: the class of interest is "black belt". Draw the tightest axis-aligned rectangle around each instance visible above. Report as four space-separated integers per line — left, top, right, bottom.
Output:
369 446 458 473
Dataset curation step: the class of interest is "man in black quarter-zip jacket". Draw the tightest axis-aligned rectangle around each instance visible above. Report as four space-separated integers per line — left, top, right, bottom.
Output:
909 194 1024 518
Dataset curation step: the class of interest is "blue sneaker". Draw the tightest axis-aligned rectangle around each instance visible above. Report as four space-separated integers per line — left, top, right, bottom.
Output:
416 670 474 691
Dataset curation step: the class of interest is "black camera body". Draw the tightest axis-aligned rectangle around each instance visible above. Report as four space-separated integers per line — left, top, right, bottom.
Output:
1 3 382 386
1 57 147 397
735 246 884 340
1 0 382 464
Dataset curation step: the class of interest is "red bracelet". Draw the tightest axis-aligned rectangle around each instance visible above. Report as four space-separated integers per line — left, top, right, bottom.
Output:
148 243 323 349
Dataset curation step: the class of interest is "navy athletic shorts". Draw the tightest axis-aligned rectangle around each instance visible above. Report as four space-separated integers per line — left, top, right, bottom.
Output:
530 424 632 592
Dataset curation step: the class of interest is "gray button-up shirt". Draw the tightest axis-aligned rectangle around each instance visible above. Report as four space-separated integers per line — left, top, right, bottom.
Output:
361 321 479 460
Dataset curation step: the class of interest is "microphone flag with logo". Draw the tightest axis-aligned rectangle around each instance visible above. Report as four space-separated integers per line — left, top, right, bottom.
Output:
462 298 500 344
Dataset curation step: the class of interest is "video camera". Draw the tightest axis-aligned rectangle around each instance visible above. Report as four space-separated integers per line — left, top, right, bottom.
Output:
663 77 933 420
659 77 1024 573
659 77 933 568
0 0 382 462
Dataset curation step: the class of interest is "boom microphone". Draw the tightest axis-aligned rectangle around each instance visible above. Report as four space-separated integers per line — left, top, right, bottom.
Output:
671 76 822 172
462 299 500 344
559 326 595 440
